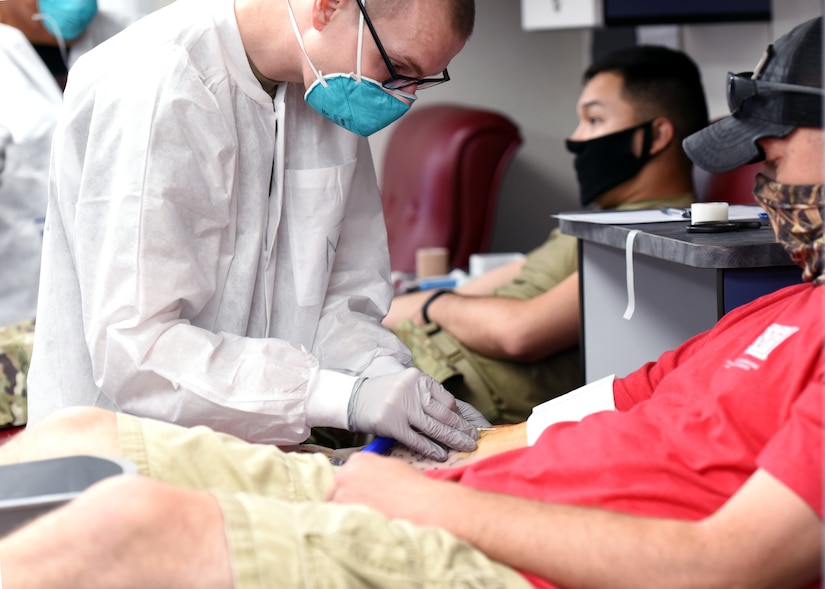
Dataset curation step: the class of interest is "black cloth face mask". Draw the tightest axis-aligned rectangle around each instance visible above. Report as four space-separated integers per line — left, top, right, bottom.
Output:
566 120 656 206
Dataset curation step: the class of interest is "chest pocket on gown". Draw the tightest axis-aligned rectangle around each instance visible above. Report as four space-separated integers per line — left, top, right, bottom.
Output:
284 162 353 307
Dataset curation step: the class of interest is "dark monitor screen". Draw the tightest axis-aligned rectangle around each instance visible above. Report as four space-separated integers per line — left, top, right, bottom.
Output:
603 0 772 26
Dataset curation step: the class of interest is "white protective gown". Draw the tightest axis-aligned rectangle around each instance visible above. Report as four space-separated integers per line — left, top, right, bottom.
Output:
0 13 135 326
27 0 411 443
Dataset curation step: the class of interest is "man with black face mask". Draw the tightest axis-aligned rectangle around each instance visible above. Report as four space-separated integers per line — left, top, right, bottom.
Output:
385 45 708 424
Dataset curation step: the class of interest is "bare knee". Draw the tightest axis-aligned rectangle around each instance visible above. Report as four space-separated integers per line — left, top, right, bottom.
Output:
35 406 118 435
1 476 232 587
79 475 184 532
76 476 233 585
1 407 120 464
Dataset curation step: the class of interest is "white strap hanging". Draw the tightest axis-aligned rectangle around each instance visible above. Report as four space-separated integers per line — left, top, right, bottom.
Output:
622 230 640 320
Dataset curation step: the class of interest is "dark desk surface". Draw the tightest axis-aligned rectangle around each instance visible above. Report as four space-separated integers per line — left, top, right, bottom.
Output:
558 214 793 269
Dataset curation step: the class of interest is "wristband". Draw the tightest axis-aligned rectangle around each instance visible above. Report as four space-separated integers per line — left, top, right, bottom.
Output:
421 289 452 324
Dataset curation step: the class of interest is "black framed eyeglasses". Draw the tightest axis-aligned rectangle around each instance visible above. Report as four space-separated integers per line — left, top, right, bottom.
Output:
354 0 450 90
726 70 825 115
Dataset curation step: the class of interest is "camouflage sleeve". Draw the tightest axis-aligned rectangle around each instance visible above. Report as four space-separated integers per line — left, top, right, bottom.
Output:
0 318 34 428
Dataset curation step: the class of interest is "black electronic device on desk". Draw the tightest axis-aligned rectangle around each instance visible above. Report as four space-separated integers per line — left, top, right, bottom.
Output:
686 220 764 232
658 205 769 233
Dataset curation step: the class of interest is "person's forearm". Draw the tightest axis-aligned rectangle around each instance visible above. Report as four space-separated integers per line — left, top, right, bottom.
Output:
456 257 526 295
424 293 533 358
417 470 821 589
424 283 579 362
383 258 526 329
333 455 714 589
429 486 713 589
383 289 432 328
331 456 820 589
334 450 819 589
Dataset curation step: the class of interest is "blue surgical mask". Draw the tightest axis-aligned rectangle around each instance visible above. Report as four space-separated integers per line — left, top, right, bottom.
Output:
35 0 98 42
284 0 416 136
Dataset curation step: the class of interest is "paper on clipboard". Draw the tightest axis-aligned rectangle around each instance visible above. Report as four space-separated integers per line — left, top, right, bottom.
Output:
526 374 616 445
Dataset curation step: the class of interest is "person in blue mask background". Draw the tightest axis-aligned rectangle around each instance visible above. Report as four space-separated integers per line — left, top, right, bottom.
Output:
27 0 489 460
0 0 135 328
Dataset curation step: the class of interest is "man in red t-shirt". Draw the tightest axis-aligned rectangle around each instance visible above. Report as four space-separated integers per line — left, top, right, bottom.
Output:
0 16 821 589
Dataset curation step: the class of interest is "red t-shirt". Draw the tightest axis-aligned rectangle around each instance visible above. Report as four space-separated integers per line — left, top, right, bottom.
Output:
428 283 823 589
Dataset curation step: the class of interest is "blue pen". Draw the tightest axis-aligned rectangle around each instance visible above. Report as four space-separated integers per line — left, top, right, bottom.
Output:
360 436 396 455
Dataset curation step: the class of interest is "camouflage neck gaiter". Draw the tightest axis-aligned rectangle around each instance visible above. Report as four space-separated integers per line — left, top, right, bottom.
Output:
753 173 825 285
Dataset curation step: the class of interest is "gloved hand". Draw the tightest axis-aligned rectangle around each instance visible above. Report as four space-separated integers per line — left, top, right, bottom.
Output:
347 368 489 461
455 399 492 429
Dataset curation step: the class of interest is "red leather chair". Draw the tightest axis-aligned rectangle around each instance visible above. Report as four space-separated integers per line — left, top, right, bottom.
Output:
701 161 762 205
0 425 23 445
380 104 523 273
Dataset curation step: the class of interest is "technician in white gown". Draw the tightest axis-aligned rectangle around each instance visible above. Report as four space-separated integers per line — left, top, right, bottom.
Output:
27 0 486 459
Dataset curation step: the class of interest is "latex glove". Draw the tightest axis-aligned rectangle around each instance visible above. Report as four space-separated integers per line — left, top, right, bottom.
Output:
347 368 483 460
456 399 492 429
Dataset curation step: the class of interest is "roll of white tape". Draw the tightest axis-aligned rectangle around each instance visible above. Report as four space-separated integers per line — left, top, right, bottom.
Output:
691 202 729 223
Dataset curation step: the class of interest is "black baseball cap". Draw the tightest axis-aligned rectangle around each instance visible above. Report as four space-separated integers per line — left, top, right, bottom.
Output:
684 16 823 173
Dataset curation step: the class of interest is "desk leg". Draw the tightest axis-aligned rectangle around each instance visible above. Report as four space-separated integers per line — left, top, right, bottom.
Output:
580 241 717 382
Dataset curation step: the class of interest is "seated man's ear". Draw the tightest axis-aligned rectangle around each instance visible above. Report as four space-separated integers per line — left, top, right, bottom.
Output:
649 117 675 156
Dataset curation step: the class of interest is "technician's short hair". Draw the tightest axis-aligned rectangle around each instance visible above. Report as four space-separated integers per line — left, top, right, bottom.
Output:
369 0 475 41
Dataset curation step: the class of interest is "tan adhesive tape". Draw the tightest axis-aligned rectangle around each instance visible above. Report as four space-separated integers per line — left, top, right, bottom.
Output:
416 247 450 278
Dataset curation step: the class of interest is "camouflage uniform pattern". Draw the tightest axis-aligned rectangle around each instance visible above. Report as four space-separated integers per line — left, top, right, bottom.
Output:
0 318 33 428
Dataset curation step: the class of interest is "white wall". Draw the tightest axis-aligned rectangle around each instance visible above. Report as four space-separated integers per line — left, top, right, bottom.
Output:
683 0 821 120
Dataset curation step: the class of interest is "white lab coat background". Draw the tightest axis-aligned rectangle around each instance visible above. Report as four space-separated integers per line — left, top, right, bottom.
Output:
0 25 62 325
0 10 137 326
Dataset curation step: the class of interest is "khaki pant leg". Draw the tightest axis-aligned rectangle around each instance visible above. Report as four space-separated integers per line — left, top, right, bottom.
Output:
117 413 335 501
117 414 533 589
218 492 534 589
